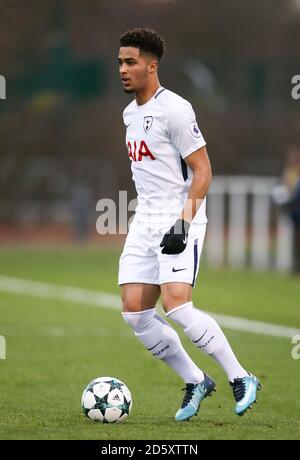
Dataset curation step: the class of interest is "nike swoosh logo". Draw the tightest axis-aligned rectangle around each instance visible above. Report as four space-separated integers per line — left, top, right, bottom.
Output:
172 267 187 272
192 329 208 343
147 339 163 351
125 122 132 128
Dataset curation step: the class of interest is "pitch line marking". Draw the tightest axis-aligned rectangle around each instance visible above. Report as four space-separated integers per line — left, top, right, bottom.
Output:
0 275 299 339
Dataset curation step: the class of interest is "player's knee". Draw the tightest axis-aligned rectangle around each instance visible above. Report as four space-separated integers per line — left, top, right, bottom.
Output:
121 293 142 313
162 295 190 312
161 285 192 312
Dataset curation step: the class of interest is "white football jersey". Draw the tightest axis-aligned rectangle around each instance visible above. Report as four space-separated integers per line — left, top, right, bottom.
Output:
123 87 207 227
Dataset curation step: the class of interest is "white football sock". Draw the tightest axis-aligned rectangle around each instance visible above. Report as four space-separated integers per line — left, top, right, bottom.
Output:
123 308 204 384
167 302 248 382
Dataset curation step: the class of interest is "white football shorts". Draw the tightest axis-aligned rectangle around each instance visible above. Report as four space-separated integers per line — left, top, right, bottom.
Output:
118 218 206 286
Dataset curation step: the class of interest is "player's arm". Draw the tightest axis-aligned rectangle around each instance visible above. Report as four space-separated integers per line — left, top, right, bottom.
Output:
160 102 210 255
180 145 212 223
160 146 212 255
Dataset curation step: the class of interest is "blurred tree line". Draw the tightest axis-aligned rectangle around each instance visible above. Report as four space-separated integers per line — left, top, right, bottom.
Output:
0 0 300 223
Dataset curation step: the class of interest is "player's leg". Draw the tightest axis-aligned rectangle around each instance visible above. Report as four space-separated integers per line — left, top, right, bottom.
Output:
159 224 261 415
121 283 161 313
119 219 210 420
121 283 206 392
161 283 261 415
160 224 236 371
162 282 248 381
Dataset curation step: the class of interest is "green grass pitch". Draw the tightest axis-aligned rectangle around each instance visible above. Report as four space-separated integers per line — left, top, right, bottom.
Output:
0 246 299 440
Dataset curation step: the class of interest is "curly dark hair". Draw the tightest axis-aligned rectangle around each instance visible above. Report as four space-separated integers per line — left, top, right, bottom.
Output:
120 28 166 61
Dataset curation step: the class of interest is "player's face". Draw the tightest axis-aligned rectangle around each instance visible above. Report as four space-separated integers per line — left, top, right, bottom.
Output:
118 47 154 94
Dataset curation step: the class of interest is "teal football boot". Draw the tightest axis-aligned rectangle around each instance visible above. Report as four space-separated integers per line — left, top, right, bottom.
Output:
175 373 216 422
230 373 262 416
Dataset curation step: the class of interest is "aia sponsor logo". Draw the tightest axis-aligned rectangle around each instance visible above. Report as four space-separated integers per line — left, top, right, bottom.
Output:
127 140 156 161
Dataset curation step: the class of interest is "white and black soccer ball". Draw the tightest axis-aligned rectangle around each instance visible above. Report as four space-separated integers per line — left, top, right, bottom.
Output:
81 376 132 423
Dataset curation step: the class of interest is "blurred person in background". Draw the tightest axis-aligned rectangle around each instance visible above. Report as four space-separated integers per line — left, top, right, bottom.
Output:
117 28 261 422
282 146 300 273
71 182 92 243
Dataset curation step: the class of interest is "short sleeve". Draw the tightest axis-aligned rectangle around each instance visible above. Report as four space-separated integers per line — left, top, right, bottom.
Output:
167 102 206 159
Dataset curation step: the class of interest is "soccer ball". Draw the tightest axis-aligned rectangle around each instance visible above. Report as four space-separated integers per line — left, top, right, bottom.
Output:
81 376 132 423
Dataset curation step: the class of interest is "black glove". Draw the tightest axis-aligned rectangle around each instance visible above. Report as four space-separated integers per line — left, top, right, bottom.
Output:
160 219 190 254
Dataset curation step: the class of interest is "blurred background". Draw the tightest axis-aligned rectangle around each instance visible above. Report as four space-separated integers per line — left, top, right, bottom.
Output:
1 0 300 272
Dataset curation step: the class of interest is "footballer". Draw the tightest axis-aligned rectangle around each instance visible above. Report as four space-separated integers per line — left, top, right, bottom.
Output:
117 28 261 421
